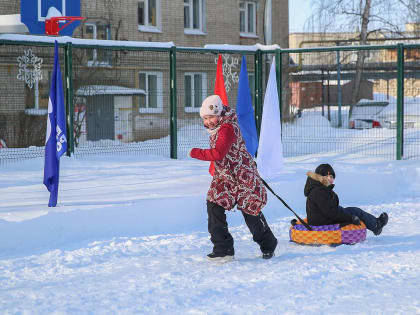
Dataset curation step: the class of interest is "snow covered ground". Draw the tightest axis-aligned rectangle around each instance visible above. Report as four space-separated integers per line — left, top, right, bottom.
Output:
1 150 420 314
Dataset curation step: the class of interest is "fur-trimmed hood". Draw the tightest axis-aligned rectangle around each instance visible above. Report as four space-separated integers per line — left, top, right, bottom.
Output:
304 171 334 197
306 171 331 187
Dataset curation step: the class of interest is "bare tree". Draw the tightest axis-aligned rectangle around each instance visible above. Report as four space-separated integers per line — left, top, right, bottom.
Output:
307 0 417 116
308 0 413 35
70 0 128 146
398 0 420 26
350 0 371 116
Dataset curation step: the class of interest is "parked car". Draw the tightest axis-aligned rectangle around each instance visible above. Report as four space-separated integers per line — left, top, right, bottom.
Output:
348 100 389 129
376 99 419 129
381 120 416 129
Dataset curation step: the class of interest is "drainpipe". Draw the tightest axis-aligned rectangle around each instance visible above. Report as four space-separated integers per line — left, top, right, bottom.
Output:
264 0 273 95
264 0 272 46
263 0 273 118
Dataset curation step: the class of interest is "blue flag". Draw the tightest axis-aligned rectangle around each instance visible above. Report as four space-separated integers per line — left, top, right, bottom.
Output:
43 41 67 207
236 55 258 157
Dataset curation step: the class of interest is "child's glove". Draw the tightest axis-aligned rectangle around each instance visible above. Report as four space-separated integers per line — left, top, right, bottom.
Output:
188 148 199 158
340 215 360 227
351 215 361 225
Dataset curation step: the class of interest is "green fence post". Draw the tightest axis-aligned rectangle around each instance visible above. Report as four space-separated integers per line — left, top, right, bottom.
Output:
64 42 74 156
396 43 404 160
336 50 342 128
276 49 282 133
254 52 258 136
255 50 263 136
169 46 177 159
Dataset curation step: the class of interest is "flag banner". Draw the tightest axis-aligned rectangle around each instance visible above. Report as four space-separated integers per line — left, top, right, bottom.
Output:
257 59 283 179
208 54 229 176
43 40 67 207
236 55 258 157
214 54 229 106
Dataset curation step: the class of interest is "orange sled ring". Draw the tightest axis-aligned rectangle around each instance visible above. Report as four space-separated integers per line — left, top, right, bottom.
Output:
289 219 367 245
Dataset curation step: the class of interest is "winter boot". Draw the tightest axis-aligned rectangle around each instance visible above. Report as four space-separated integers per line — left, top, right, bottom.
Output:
207 248 234 261
262 238 278 260
373 212 388 236
262 251 275 259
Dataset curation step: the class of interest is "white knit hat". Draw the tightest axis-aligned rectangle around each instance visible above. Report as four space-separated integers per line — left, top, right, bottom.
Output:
199 95 224 118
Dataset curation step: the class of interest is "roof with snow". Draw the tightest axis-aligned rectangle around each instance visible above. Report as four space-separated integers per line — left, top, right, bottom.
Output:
356 99 389 107
0 15 29 34
203 43 281 51
75 85 146 96
0 34 175 49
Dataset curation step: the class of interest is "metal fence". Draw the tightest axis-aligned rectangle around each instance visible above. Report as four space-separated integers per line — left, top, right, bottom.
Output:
0 41 60 163
0 37 419 164
70 44 171 158
280 44 420 160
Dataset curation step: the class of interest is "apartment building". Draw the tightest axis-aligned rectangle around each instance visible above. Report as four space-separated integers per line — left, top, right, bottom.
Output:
76 0 288 47
0 1 289 147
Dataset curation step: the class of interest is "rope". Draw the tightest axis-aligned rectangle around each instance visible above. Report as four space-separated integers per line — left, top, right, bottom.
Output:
260 177 312 231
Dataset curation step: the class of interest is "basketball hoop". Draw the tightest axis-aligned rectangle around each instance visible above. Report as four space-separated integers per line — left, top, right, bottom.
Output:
45 16 85 36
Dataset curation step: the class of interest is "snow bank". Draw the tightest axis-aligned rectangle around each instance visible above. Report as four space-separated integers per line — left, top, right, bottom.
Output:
1 153 420 313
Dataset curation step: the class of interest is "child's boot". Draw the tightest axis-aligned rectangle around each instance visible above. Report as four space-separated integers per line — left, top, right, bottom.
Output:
262 238 278 259
373 212 388 236
207 248 234 261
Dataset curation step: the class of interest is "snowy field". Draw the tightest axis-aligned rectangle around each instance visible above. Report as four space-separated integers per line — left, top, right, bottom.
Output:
1 34 419 313
1 150 420 314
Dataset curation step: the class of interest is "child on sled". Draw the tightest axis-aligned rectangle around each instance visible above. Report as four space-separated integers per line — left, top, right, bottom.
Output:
305 163 388 235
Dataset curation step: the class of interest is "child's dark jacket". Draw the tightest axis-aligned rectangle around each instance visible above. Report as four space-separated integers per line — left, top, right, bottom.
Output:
190 108 266 215
304 171 353 225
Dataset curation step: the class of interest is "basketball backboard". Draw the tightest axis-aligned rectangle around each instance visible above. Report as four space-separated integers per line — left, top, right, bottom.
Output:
21 0 81 36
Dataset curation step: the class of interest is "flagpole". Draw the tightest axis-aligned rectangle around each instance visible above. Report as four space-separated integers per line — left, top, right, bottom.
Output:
276 49 283 138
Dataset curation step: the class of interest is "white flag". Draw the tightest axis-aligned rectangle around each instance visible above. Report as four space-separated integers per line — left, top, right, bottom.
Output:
257 59 283 179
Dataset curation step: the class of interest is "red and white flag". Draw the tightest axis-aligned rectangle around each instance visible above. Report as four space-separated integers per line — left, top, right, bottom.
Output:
209 55 229 176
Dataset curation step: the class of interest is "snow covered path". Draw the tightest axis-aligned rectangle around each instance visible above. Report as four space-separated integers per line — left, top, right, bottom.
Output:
1 155 420 313
1 211 419 314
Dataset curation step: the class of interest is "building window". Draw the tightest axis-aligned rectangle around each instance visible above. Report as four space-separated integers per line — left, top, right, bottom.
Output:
184 73 207 112
184 0 206 34
84 22 111 66
240 1 256 36
138 71 163 113
138 0 161 32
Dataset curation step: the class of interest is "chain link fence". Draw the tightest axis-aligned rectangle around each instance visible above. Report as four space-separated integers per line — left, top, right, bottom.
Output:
0 38 419 164
280 47 397 158
278 44 419 159
0 42 61 163
70 45 171 158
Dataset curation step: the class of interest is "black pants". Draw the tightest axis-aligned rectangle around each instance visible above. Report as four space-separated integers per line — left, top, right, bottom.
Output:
207 201 277 254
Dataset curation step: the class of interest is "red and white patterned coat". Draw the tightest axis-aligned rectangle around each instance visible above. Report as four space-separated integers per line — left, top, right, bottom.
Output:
190 108 267 215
